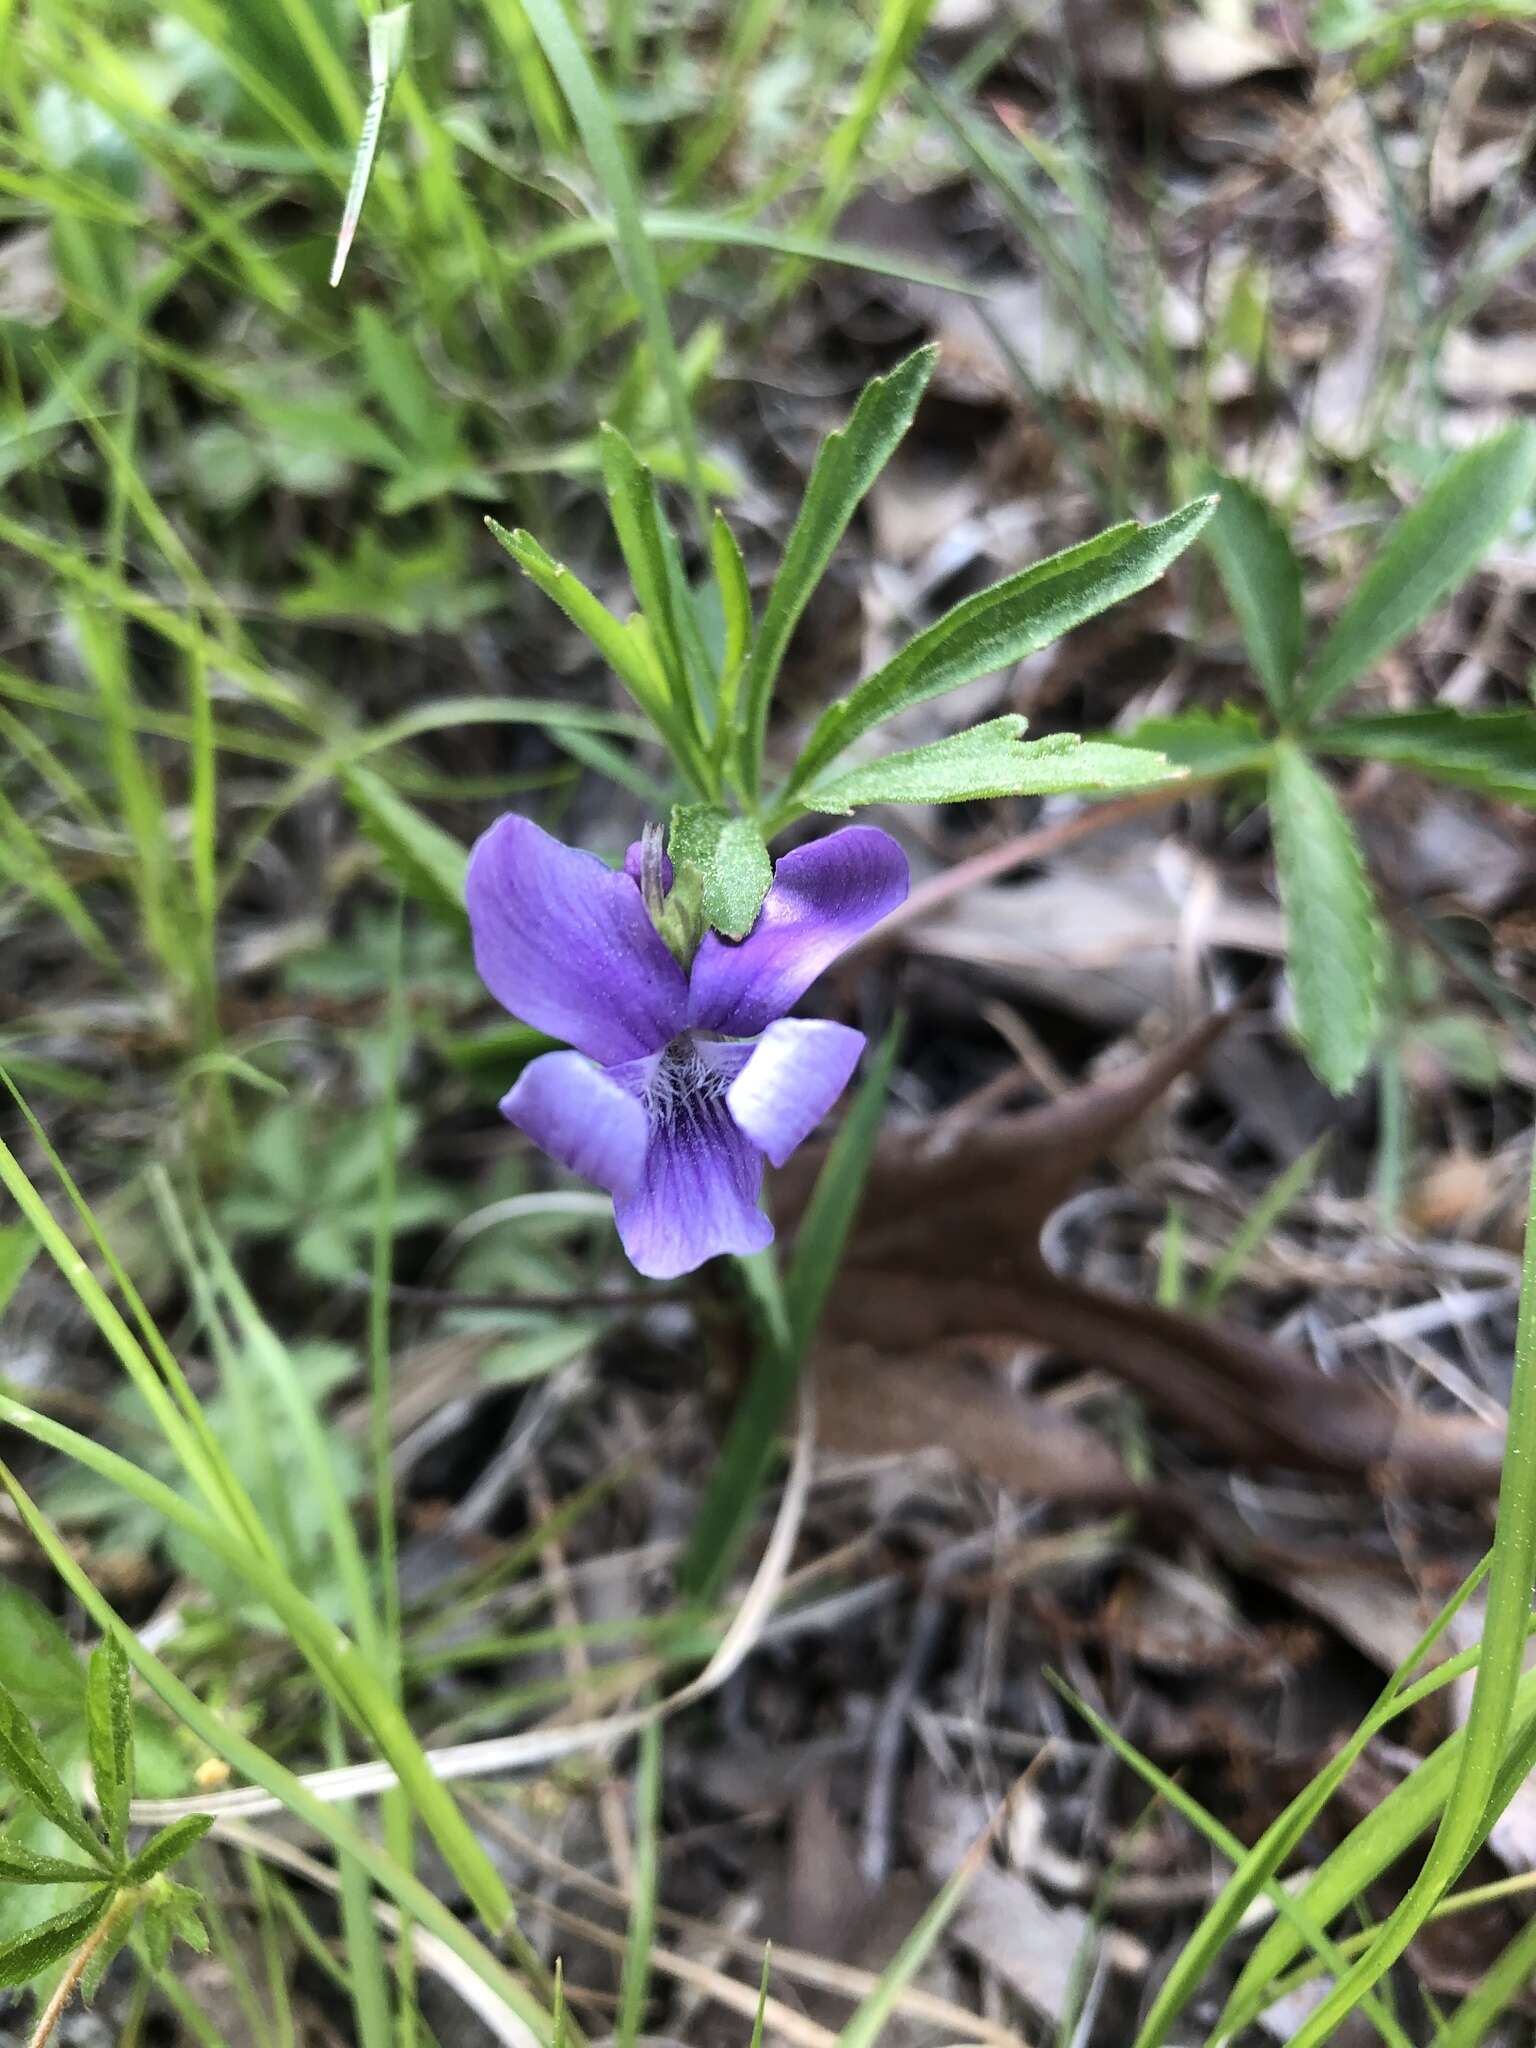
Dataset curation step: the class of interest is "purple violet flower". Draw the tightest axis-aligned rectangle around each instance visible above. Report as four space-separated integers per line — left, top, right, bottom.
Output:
465 816 908 1278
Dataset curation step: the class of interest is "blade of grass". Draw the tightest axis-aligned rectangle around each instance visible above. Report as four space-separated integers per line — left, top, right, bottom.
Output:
1218 1644 1536 2040
1278 1135 1536 2048
514 0 709 539
325 1701 395 2048
836 1782 1004 2048
372 900 421 2038
71 604 185 991
0 1461 557 2046
774 0 937 303
331 6 411 287
1057 1680 1415 2048
0 1075 270 1552
0 1389 522 1942
1132 1553 1492 2047
0 783 118 971
614 1717 661 2048
1196 1137 1328 1312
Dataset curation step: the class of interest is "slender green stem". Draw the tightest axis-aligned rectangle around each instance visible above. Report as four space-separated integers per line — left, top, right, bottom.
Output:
27 1893 134 2048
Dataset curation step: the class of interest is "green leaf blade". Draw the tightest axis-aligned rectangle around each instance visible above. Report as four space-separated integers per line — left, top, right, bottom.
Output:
1268 744 1384 1094
598 424 688 702
0 1225 39 1321
514 0 710 530
789 497 1216 793
124 1814 213 1885
668 805 773 939
486 519 668 718
1318 708 1536 803
0 1893 111 1989
0 1587 87 1711
0 1682 109 1867
1201 473 1304 714
1120 704 1273 779
85 1633 133 1863
339 767 467 924
0 1842 110 1886
710 511 753 714
1297 424 1536 721
801 717 1182 813
738 344 938 793
329 5 411 288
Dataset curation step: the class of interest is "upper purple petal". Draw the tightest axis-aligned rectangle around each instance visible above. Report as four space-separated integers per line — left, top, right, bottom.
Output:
686 826 908 1037
726 1018 865 1168
500 1051 649 1196
466 814 687 1065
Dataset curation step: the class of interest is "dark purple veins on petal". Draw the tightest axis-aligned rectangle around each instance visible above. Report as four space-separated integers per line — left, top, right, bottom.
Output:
608 1037 772 1278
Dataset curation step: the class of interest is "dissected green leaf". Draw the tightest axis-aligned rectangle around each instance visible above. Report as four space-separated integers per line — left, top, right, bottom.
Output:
486 520 670 718
789 497 1216 793
738 344 938 786
710 511 752 715
1201 472 1305 714
85 1634 133 1862
1268 744 1385 1094
123 1814 213 1886
0 1892 110 1988
0 1839 108 1886
0 1682 108 1865
599 424 690 703
162 1881 209 1951
340 767 467 924
143 1899 173 1974
1317 708 1536 802
1297 424 1536 720
657 498 719 736
668 805 773 938
1120 705 1273 778
802 717 1181 813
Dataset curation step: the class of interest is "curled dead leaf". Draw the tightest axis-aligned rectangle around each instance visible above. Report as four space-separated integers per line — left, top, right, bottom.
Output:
783 1016 1503 1493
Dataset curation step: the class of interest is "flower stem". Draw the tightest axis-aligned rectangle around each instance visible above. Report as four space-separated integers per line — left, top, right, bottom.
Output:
27 1896 131 2048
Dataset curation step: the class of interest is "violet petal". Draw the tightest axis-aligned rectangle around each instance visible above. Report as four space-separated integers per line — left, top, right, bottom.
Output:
686 826 908 1037
501 1052 649 1196
467 814 686 1064
613 1081 773 1278
726 1018 866 1167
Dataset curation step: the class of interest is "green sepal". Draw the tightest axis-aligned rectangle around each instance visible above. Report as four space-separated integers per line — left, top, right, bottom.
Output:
668 805 773 939
656 863 706 969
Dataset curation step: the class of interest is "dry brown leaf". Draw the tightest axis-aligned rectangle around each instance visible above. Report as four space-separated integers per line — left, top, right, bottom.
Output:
784 1017 1504 1492
816 1343 1134 1501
